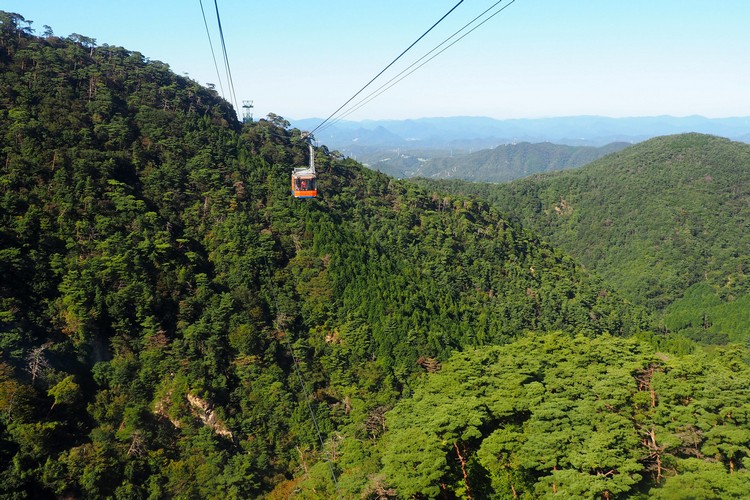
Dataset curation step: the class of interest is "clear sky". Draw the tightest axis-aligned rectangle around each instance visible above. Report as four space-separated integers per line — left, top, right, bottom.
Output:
3 1 749 121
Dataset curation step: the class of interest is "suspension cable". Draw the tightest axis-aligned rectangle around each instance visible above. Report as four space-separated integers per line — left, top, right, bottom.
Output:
319 0 517 132
198 0 226 99
310 0 465 135
213 0 240 114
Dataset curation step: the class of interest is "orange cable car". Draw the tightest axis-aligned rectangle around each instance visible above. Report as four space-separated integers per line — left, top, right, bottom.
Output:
292 133 318 198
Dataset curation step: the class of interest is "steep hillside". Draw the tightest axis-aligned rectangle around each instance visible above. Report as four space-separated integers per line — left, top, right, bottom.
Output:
420 134 750 342
0 14 650 497
371 141 629 181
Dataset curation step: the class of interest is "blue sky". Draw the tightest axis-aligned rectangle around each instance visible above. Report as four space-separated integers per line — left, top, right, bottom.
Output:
4 1 749 121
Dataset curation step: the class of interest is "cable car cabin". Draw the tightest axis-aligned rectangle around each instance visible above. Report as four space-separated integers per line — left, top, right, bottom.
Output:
292 169 317 198
293 133 318 198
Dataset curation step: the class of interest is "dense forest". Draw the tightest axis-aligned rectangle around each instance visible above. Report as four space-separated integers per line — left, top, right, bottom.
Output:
417 134 750 346
2 12 750 498
369 141 630 182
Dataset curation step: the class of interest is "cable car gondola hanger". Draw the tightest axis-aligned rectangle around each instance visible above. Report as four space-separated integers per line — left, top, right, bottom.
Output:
291 133 318 199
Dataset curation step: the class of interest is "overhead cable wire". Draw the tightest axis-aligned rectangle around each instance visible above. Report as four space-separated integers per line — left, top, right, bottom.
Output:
323 0 516 131
213 0 240 114
318 0 517 133
310 0 466 135
198 0 226 98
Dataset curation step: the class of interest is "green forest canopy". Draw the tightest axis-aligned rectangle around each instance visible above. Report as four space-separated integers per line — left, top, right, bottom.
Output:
380 332 750 499
418 133 750 345
1 12 749 498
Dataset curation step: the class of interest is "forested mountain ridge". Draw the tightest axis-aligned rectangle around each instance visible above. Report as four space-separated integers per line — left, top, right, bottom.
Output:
0 12 655 497
370 141 630 181
3 12 750 498
419 133 750 343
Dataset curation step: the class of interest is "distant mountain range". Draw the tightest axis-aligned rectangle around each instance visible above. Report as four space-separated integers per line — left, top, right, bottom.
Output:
291 115 750 153
290 115 750 182
367 141 631 181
